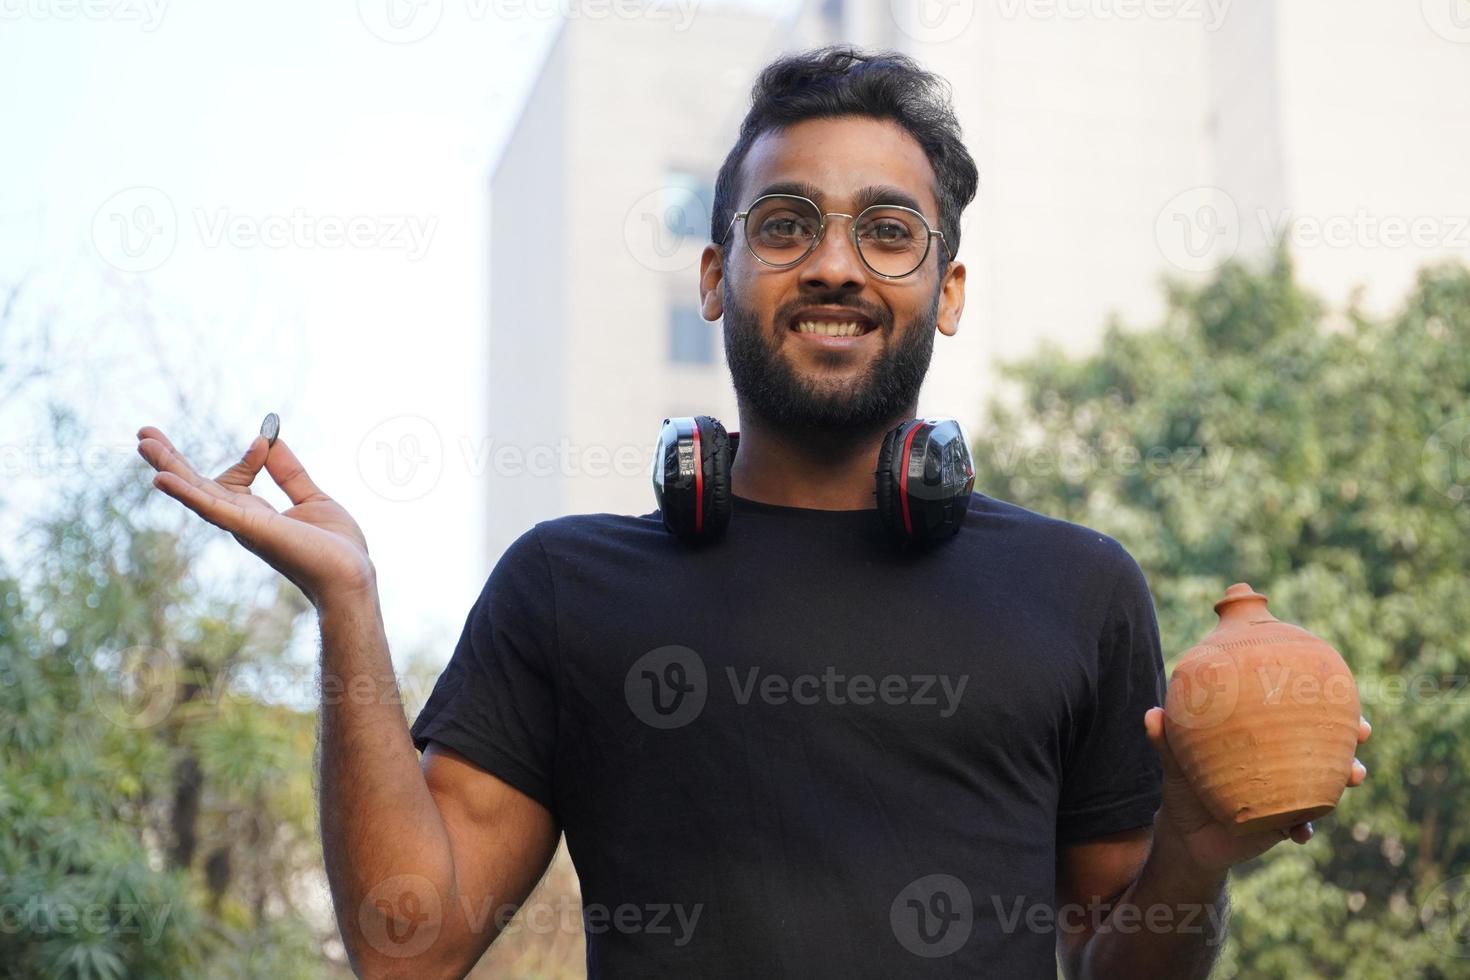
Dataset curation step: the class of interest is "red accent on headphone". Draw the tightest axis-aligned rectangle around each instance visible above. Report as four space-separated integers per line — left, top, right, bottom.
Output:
898 422 920 536
692 424 704 534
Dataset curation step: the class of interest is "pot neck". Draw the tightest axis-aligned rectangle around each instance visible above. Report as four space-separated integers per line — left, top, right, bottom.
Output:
1213 582 1278 625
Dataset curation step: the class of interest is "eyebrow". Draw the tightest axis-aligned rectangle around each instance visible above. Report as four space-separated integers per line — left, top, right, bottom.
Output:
752 180 930 217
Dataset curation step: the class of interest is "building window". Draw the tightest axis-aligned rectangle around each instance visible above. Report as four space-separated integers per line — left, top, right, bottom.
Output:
669 305 714 364
662 169 715 246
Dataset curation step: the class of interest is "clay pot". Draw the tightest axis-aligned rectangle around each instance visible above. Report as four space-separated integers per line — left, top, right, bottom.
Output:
1163 583 1361 837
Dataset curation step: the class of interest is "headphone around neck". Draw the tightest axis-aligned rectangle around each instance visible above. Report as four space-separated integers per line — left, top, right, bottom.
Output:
652 415 976 548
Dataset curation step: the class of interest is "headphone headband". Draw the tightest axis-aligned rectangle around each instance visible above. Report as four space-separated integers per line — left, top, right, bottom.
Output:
653 415 974 549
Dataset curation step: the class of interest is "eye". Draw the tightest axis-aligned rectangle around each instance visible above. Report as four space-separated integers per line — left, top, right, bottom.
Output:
859 216 918 249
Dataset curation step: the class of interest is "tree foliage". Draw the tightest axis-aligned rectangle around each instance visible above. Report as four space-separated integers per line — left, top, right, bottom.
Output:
973 250 1470 979
0 409 342 978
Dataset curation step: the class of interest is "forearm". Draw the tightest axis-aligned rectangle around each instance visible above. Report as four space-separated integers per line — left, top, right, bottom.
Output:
1075 813 1230 980
315 578 460 977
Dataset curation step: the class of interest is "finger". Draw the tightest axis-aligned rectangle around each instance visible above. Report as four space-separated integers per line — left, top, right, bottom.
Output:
150 469 252 534
1290 821 1314 844
137 432 223 494
214 434 269 490
1358 716 1372 743
137 425 180 454
1349 758 1368 787
262 437 327 507
1142 707 1186 776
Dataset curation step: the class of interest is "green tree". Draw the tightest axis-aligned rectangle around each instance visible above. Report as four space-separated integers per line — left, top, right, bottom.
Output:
974 250 1470 979
0 406 342 978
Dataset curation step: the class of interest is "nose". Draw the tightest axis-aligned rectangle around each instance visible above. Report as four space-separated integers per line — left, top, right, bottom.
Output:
800 213 868 291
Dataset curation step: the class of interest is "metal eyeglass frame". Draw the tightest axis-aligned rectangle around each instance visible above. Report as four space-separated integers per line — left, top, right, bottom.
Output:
720 193 949 281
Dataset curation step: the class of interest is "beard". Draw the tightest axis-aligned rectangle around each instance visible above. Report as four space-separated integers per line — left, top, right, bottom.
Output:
721 283 940 440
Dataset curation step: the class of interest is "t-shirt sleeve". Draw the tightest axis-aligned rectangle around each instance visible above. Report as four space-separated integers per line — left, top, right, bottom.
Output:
1056 544 1166 843
409 524 559 816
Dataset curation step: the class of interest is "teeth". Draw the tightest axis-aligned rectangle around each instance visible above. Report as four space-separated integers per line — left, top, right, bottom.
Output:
795 320 865 337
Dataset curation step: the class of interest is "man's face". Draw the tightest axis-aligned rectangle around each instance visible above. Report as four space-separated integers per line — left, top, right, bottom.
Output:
699 115 966 436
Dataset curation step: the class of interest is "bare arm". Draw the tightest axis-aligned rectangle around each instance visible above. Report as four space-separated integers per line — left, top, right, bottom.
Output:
317 587 559 978
136 425 558 978
1056 708 1372 979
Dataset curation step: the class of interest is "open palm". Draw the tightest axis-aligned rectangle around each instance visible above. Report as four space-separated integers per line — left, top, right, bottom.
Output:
136 425 375 608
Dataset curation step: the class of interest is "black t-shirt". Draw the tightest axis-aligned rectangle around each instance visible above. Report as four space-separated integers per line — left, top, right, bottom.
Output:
410 491 1165 978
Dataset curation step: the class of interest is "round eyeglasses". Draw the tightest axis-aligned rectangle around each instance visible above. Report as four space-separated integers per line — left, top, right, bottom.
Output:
721 193 948 280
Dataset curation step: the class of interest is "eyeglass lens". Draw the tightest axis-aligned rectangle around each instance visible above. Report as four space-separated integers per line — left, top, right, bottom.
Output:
745 195 933 277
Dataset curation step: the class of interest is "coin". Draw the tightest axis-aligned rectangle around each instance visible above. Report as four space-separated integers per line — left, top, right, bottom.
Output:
260 413 280 448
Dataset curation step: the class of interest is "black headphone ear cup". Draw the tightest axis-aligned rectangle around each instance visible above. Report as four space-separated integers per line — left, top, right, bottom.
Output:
695 415 734 540
874 422 906 541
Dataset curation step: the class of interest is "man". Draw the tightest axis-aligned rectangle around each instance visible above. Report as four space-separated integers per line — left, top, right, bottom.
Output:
137 46 1369 979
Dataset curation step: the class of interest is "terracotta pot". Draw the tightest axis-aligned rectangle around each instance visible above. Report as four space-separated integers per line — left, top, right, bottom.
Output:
1163 583 1361 837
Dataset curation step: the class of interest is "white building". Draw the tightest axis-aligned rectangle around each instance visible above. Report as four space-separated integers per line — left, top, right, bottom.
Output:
485 0 1470 563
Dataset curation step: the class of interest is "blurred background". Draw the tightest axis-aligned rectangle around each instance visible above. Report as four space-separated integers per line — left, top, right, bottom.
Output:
2 0 1468 976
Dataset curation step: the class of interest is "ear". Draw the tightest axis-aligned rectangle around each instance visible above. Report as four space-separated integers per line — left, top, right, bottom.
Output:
699 243 725 321
937 259 965 337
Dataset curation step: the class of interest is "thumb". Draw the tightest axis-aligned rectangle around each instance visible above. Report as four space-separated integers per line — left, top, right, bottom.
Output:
214 435 270 490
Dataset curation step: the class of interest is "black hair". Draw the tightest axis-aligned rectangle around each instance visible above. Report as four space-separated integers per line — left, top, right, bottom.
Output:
711 44 979 271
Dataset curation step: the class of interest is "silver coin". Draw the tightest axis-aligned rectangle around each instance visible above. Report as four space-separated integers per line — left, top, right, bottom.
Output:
260 413 280 448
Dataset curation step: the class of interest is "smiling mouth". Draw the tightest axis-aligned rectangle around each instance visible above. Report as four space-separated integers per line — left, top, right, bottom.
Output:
788 315 878 338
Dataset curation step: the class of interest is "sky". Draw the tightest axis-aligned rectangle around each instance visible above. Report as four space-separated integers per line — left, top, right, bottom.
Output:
0 0 790 678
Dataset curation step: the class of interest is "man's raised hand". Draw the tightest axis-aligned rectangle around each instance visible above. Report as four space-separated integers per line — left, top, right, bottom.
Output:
136 424 375 608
